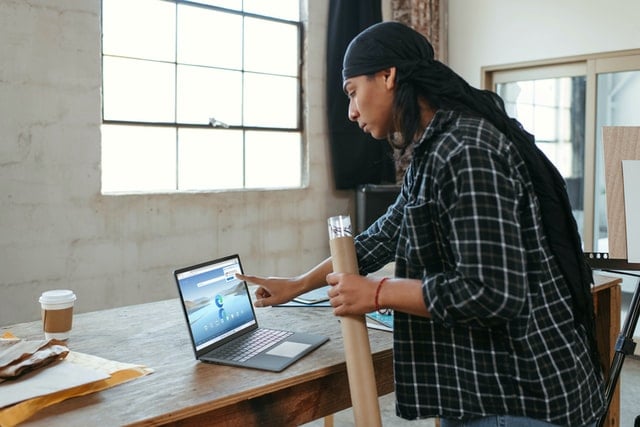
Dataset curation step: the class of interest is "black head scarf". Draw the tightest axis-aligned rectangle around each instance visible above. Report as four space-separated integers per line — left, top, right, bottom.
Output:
343 21 601 374
342 21 433 80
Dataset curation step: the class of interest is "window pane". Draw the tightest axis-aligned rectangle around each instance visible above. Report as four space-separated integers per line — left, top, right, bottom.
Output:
533 79 560 107
243 0 300 21
516 81 534 104
195 0 241 10
177 65 242 125
245 131 301 188
177 4 242 69
244 17 299 76
102 125 177 193
537 140 573 177
103 57 175 122
533 105 559 142
102 0 175 62
244 73 298 127
514 104 534 133
178 128 244 190
594 70 640 252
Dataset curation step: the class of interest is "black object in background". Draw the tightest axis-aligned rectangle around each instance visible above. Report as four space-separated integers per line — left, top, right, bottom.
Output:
584 253 640 427
326 0 395 190
355 184 401 234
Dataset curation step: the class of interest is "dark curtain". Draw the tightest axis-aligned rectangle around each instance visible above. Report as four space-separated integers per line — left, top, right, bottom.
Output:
326 0 395 189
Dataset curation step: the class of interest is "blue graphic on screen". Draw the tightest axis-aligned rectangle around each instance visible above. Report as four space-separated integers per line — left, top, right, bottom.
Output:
177 259 255 350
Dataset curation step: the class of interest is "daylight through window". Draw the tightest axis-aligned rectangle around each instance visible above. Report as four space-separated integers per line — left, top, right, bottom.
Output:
101 0 302 193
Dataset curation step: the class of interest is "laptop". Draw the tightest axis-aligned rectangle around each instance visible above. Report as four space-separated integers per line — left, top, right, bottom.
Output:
173 254 329 372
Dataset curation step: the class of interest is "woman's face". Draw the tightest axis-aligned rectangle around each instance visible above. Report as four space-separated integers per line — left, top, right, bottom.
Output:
343 68 396 140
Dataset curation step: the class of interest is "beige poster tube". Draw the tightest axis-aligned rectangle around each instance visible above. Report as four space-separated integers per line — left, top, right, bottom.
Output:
328 215 382 427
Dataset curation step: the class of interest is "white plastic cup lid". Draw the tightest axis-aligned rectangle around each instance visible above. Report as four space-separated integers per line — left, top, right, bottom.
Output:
39 289 77 305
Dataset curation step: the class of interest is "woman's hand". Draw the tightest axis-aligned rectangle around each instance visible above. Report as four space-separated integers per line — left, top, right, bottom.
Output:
325 272 378 316
326 274 430 318
238 257 334 309
236 273 304 308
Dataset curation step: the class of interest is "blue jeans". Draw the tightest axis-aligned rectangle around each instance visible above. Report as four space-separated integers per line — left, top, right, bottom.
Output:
439 415 597 427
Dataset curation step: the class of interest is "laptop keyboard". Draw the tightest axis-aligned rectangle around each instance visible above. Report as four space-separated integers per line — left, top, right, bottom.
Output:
215 328 293 362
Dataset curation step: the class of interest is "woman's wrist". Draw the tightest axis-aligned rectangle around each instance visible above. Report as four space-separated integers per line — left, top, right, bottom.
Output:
375 277 391 315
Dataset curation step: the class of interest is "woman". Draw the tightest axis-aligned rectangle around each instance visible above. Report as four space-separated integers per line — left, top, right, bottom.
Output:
239 21 604 426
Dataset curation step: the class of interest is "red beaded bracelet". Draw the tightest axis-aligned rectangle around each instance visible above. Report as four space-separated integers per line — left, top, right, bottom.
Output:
375 277 391 315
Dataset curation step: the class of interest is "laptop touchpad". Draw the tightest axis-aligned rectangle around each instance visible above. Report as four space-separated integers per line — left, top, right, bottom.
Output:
266 341 311 358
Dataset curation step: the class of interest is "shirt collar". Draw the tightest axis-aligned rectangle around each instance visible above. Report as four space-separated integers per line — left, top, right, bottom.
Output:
413 109 458 154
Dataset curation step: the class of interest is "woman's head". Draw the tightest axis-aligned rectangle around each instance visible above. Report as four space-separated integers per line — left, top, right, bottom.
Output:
342 22 438 147
342 21 434 82
342 21 520 152
342 68 396 140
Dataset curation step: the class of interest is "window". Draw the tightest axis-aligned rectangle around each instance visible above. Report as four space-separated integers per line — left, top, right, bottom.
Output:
484 51 640 253
101 0 302 193
494 66 587 237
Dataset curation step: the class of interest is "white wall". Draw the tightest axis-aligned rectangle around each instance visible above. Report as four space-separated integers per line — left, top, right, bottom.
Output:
448 0 640 87
0 0 352 325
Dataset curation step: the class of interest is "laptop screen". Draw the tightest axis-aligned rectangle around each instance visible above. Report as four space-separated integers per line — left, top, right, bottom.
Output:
175 255 257 352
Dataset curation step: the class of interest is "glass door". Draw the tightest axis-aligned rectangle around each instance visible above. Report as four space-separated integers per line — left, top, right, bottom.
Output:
594 66 640 252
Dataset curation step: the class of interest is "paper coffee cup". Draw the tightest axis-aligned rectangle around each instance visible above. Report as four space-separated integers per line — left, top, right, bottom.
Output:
39 289 76 340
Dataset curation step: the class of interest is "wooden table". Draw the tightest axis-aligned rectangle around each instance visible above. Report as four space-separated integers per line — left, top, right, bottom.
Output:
2 275 622 426
592 274 623 427
1 299 394 426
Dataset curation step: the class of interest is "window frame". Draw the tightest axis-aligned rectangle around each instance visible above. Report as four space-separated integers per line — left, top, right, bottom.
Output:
100 0 305 194
482 48 640 252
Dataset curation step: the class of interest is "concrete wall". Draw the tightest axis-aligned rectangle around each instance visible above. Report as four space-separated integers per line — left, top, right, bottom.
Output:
3 0 640 326
0 0 352 325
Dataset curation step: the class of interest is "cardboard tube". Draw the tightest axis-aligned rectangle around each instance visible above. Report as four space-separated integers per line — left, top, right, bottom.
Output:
328 215 382 427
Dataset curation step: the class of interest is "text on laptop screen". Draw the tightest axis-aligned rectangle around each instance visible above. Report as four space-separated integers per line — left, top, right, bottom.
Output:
175 257 256 351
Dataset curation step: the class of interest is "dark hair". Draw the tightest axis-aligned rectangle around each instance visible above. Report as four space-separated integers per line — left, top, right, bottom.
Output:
392 60 526 149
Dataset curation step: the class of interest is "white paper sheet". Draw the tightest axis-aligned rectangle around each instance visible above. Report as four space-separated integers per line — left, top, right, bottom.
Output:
622 160 640 263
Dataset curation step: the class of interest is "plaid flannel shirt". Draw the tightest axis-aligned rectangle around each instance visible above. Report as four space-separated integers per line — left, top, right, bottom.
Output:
354 110 604 425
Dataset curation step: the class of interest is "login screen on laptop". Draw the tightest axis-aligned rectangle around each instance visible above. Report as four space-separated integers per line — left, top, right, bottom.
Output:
175 257 256 351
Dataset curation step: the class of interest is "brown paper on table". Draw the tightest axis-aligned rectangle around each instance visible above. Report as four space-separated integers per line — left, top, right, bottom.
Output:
0 339 69 382
330 234 382 427
0 350 153 427
602 126 640 259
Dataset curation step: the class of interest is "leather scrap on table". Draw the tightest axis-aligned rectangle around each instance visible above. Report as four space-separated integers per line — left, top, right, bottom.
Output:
0 338 69 383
